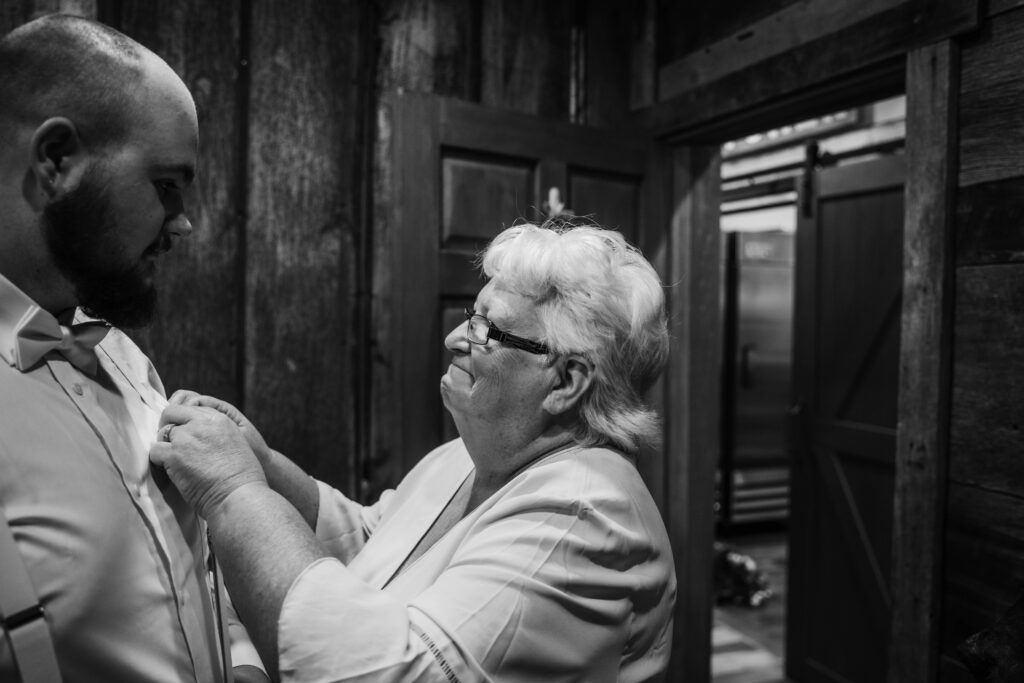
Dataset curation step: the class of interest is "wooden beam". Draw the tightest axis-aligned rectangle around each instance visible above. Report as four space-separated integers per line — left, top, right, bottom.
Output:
644 0 976 142
658 0 905 100
888 39 958 683
665 145 721 683
959 8 1024 187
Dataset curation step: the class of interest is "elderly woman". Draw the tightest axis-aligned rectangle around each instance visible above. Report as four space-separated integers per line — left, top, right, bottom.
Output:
151 222 676 682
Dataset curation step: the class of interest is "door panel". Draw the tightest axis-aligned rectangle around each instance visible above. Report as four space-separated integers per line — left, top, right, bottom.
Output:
382 91 653 491
442 152 535 247
568 169 640 236
787 153 904 683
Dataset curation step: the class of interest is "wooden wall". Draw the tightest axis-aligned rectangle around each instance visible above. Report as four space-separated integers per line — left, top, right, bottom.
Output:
652 0 1024 680
0 0 650 502
367 0 652 499
943 3 1024 680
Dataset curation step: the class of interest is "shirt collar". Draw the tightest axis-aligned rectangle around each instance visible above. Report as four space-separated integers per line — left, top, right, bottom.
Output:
0 272 106 371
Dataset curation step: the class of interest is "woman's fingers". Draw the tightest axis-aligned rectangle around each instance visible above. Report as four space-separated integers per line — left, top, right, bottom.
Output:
168 389 202 407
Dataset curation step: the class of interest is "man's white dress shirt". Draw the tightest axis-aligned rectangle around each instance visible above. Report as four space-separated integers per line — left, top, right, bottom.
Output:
0 272 260 682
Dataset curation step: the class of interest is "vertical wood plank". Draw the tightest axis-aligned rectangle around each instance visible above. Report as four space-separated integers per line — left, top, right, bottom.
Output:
888 40 958 683
666 144 721 683
0 2 32 34
630 0 656 111
0 1 96 36
635 144 672 516
480 0 574 119
245 0 365 490
376 0 480 100
583 0 632 128
368 91 441 500
118 0 244 408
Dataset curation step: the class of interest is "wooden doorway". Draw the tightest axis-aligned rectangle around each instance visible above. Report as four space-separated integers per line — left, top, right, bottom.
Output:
662 42 958 683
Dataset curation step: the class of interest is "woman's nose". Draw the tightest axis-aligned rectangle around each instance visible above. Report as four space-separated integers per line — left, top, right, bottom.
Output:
444 319 471 353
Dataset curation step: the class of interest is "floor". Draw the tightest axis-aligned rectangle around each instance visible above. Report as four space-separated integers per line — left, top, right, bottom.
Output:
711 528 789 683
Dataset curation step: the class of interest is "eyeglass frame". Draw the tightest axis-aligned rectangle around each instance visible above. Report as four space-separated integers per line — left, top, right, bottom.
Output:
463 308 550 355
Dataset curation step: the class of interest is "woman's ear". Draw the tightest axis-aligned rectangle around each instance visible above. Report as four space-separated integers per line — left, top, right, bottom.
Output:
29 117 84 201
543 354 595 416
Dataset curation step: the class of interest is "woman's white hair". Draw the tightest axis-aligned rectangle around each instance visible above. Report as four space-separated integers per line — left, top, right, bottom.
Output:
480 219 669 453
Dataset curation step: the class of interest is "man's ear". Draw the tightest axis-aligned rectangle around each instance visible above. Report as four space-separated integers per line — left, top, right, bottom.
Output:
543 354 595 416
29 117 85 201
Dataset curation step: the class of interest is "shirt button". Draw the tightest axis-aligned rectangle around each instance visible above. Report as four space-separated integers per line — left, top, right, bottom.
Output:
72 383 83 395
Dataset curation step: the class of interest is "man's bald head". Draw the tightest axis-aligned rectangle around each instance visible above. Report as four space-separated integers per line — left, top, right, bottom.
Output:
0 14 198 325
0 14 151 150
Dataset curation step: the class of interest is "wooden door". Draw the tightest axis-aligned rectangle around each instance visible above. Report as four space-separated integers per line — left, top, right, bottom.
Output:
786 153 905 682
375 90 657 497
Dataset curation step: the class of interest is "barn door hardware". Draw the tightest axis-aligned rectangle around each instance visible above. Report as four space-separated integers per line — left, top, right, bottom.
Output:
800 142 819 219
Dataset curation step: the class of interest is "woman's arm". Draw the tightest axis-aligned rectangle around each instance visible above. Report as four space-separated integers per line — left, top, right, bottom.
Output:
167 391 320 528
208 483 325 680
150 404 326 680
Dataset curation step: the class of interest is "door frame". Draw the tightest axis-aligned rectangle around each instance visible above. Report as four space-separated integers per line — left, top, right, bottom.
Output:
647 45 957 682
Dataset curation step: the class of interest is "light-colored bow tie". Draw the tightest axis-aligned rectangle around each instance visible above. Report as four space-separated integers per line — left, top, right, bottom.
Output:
12 306 110 375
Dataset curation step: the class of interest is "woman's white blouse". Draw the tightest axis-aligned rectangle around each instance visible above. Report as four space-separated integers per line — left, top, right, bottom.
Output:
277 439 675 683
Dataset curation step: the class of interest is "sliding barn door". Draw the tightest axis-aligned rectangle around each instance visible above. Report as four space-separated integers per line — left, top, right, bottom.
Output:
374 91 657 494
787 153 905 682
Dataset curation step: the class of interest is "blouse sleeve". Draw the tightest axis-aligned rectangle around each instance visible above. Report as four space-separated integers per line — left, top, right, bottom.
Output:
313 481 396 564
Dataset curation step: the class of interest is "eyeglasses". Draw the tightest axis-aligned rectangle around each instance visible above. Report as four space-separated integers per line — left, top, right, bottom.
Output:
463 308 550 355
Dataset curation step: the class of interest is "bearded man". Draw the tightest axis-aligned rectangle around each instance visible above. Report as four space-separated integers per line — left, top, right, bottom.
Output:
0 14 266 683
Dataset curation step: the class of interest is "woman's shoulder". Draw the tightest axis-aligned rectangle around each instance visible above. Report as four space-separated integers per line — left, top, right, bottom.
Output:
520 445 652 500
497 445 667 536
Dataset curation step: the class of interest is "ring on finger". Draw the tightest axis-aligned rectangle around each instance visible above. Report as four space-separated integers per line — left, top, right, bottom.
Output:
160 423 176 443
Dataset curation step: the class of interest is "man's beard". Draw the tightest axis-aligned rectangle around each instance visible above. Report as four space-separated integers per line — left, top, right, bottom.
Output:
42 166 168 329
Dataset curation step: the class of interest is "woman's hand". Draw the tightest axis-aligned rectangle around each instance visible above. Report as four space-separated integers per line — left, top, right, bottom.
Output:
150 404 268 520
167 390 272 468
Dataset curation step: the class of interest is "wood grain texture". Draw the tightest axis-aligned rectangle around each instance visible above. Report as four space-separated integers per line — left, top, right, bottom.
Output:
440 97 648 174
659 0 905 100
0 2 96 39
988 0 1024 19
0 2 31 34
950 264 1024 496
245 0 365 490
634 145 672 516
479 0 573 119
943 483 1024 651
583 0 633 128
368 91 442 500
956 176 1024 266
888 41 958 683
629 0 656 111
656 0 797 65
960 8 1024 186
376 0 480 100
117 0 245 408
665 144 721 682
647 0 976 141
28 0 95 19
